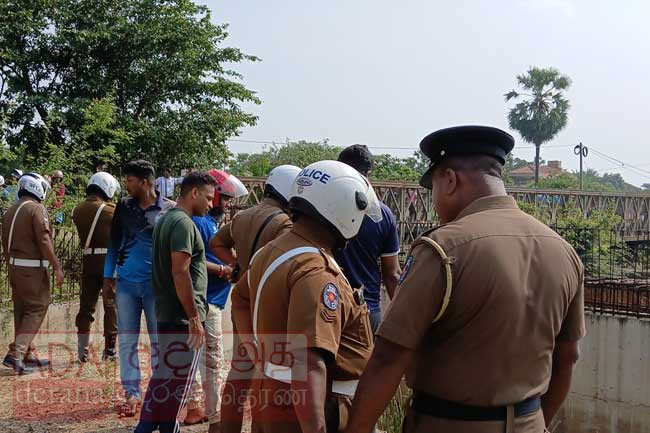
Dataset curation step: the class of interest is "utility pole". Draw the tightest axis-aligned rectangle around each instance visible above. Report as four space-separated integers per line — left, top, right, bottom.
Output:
573 142 588 190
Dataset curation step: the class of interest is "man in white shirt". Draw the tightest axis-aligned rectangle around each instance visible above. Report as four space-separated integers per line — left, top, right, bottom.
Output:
155 168 183 199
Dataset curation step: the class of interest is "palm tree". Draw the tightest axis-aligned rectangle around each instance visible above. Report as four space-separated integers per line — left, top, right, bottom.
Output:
505 67 571 186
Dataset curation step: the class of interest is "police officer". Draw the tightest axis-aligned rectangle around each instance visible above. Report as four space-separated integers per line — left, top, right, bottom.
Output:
234 160 381 433
72 172 121 362
1 168 23 203
1 173 64 374
210 164 301 278
346 126 586 433
211 164 300 433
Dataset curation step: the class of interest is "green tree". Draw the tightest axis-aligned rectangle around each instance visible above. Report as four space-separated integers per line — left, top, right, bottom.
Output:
230 140 341 176
505 67 571 186
0 0 259 173
372 154 420 182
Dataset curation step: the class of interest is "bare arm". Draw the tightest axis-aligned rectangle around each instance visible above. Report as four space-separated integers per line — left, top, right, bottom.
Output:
209 232 237 265
206 261 232 280
346 338 414 433
292 348 328 433
380 255 401 299
171 251 199 318
171 251 204 350
541 340 580 426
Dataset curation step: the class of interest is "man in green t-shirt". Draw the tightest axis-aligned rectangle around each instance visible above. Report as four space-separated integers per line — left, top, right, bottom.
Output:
135 171 217 433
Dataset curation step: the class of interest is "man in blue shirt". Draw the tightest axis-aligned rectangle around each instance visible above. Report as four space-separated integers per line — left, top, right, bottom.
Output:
103 160 175 417
184 169 248 428
334 145 402 333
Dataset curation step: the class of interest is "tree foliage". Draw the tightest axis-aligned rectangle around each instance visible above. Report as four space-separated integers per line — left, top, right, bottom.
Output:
0 0 259 174
230 140 342 177
230 140 428 183
505 67 571 186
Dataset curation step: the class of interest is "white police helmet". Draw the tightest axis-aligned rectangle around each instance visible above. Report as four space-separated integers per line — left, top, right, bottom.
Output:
88 171 121 199
289 160 382 240
18 172 51 202
265 165 301 205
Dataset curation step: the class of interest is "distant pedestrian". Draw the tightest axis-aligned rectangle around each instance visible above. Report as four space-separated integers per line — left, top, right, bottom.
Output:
156 167 183 199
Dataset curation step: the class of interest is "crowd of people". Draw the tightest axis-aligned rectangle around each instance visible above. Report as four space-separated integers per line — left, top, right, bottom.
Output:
0 125 585 433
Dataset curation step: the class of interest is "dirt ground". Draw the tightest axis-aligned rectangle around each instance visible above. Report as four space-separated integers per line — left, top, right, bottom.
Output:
0 342 237 433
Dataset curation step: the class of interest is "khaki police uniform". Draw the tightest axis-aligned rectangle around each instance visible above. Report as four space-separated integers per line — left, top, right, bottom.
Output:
235 225 373 433
1 197 53 360
215 197 292 433
212 197 292 276
377 195 586 433
71 196 117 344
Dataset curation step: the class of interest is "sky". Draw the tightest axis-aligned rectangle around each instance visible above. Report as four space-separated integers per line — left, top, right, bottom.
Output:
204 0 650 187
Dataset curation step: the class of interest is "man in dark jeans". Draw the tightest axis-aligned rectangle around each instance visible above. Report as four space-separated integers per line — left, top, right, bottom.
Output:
134 172 217 433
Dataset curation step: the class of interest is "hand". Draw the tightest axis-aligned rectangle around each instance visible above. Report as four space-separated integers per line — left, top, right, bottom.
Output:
187 316 205 351
221 265 233 281
102 277 115 294
54 267 64 287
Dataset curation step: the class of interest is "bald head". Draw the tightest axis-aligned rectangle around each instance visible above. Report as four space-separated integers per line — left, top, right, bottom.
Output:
430 154 507 223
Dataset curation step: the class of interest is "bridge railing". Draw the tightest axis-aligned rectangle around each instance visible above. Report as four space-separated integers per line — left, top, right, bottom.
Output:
1 179 650 316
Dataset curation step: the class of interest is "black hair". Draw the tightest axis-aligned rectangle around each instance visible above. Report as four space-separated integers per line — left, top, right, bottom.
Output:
86 184 110 201
18 190 41 202
264 184 288 207
338 144 373 176
123 160 155 183
180 171 218 196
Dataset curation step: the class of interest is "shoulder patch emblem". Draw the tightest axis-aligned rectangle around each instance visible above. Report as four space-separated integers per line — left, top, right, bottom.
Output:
399 255 414 285
322 283 339 311
41 208 49 223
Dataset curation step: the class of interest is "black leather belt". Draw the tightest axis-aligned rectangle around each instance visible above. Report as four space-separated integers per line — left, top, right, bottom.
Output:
412 392 541 422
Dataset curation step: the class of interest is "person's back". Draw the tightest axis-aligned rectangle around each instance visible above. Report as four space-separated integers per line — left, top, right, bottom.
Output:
2 198 45 260
214 197 292 275
72 197 115 261
402 196 583 405
335 144 401 332
334 202 399 326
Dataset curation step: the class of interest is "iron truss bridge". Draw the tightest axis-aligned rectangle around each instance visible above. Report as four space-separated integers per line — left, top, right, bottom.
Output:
237 178 650 244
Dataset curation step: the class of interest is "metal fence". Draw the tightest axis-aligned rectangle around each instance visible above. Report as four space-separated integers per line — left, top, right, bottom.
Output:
2 201 650 317
554 227 650 318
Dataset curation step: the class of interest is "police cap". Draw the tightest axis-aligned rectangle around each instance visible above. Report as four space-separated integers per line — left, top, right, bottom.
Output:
419 125 514 189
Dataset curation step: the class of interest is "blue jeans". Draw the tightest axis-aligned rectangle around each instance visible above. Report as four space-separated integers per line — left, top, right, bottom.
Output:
115 278 158 399
370 309 382 335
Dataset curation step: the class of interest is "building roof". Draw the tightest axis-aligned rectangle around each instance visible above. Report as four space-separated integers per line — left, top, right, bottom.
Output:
510 164 564 179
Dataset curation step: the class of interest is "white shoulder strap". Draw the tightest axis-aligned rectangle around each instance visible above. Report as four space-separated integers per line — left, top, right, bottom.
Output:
7 201 32 254
252 246 320 343
84 203 107 250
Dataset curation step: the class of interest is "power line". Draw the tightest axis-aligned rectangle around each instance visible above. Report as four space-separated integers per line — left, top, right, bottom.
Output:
226 138 573 151
588 149 650 181
226 137 647 181
589 148 650 177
